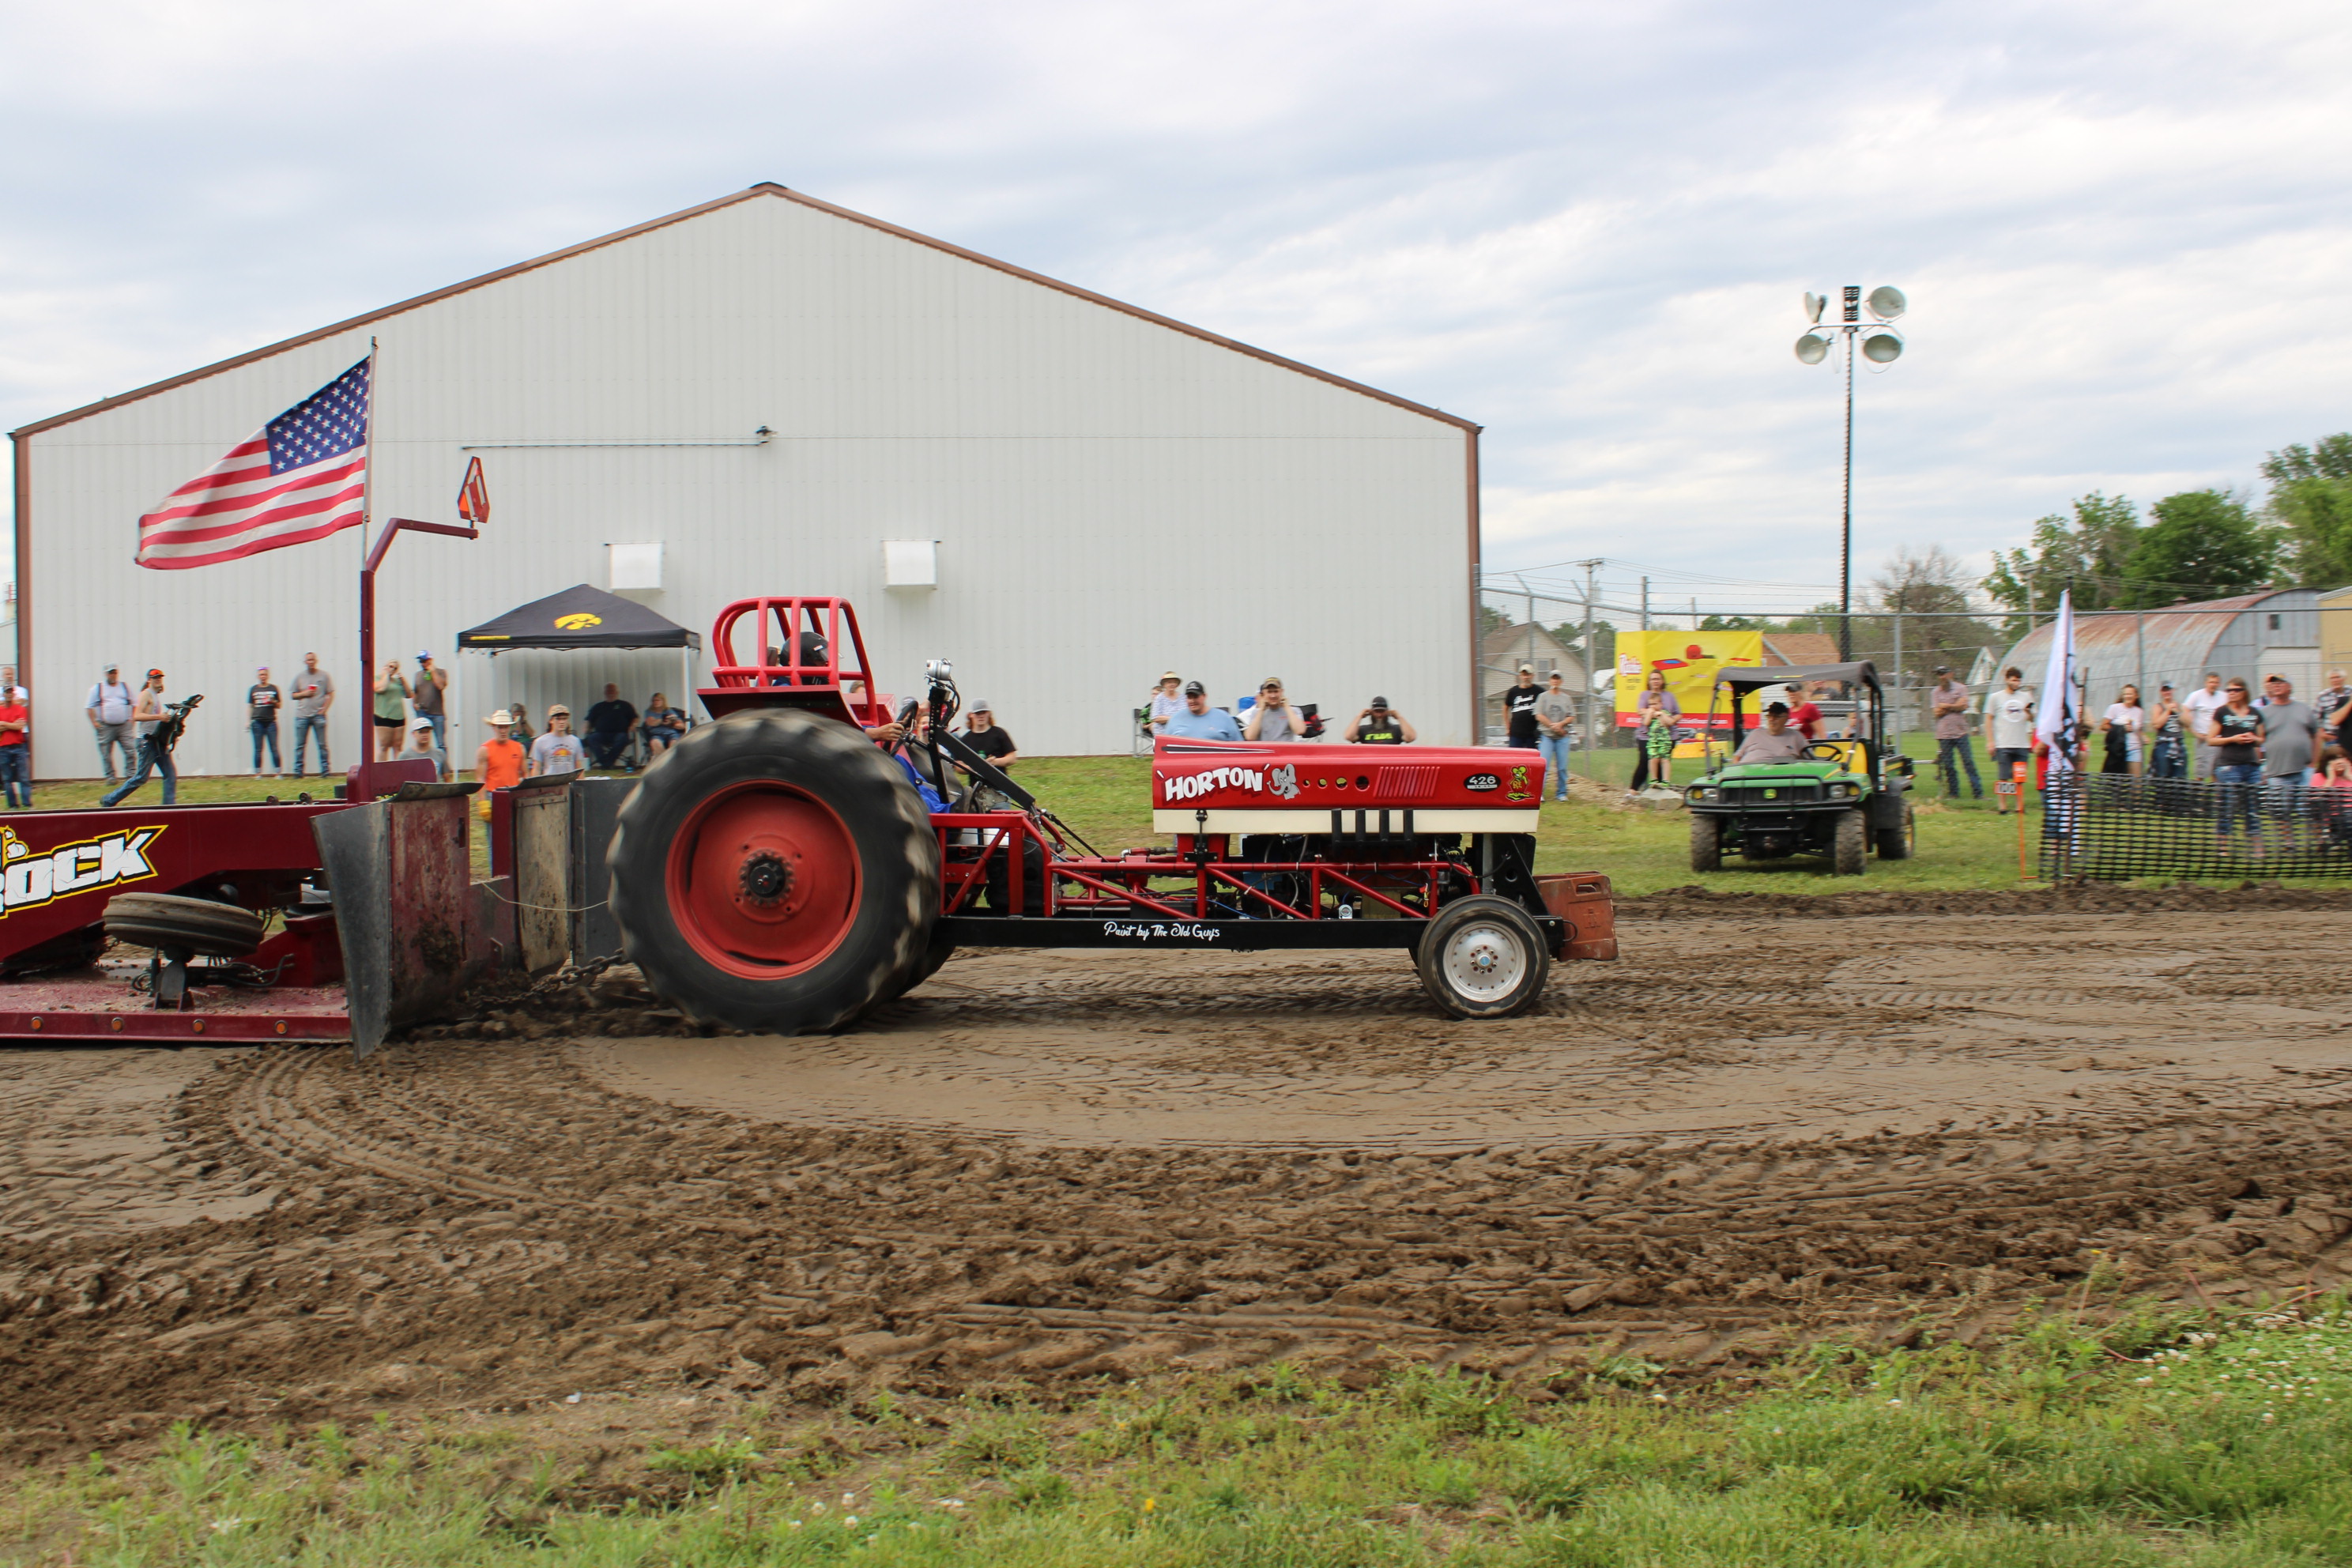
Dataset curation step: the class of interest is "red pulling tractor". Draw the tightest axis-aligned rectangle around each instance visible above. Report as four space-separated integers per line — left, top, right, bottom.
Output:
606 597 1617 1031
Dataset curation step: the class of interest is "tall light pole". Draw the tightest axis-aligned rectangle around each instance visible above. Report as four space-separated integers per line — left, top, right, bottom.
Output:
1796 285 1907 661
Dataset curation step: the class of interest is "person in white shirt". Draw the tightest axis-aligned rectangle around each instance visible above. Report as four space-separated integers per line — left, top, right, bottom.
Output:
1146 673 1185 733
1982 666 2036 813
528 705 586 777
2100 685 2146 776
85 662 138 784
2181 672 2228 782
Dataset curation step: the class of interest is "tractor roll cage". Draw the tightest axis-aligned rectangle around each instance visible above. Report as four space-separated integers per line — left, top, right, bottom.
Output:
702 596 892 728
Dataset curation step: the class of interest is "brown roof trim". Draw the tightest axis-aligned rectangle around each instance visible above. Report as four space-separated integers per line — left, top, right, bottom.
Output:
13 183 1477 438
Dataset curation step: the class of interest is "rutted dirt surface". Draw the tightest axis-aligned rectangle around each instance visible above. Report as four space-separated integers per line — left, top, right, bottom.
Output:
0 908 2348 1455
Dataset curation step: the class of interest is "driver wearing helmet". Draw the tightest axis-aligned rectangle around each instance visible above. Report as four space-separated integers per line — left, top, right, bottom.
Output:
1734 701 1811 763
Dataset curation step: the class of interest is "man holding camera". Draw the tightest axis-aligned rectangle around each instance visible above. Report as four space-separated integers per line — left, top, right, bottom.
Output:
101 669 187 807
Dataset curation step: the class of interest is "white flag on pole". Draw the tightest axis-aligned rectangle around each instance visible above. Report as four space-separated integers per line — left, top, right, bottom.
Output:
2034 590 2077 772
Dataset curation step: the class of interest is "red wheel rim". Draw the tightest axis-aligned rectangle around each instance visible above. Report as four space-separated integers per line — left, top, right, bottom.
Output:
664 781 862 979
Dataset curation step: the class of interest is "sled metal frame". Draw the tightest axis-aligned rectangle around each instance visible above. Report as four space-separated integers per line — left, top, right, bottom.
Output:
927 811 1567 951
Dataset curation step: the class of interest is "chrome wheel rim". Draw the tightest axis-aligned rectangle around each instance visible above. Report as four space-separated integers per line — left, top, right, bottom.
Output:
1440 922 1526 1002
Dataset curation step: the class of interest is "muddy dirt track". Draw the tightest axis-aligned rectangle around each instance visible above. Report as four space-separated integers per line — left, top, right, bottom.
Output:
1 899 2350 1455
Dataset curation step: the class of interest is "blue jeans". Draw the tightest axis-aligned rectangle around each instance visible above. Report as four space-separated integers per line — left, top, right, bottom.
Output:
251 718 281 771
0 746 28 808
586 730 632 768
1536 733 1573 798
2214 763 2261 839
290 713 330 775
2149 740 2185 779
1937 737 1982 797
101 736 175 807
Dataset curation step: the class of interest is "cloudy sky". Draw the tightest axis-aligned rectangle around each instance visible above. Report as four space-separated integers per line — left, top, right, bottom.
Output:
5 0 2347 620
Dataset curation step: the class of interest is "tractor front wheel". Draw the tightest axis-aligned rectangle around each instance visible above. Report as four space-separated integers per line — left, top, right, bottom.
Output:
607 709 940 1034
1832 808 1868 875
1417 895 1550 1019
1690 813 1722 873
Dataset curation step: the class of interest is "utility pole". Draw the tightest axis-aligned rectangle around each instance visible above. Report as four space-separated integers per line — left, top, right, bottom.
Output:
1578 559 1601 771
1515 573 1534 684
1640 575 1650 631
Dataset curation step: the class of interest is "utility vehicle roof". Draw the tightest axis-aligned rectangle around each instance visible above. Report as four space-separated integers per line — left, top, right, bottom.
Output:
1713 661 1879 693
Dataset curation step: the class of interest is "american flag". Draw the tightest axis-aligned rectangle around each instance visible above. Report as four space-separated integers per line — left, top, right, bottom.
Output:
135 357 371 569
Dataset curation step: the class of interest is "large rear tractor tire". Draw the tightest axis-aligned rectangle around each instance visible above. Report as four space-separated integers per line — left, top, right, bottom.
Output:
1874 801 1915 861
1690 813 1722 873
1832 808 1868 876
607 710 940 1035
1416 895 1550 1019
103 893 265 959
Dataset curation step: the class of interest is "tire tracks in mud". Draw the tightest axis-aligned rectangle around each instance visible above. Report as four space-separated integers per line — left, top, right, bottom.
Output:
0 908 2347 1451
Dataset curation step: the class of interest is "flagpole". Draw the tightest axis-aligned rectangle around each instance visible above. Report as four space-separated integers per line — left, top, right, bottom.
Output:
358 337 379 802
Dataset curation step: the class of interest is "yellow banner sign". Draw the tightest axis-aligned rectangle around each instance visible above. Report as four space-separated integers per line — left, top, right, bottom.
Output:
1613 630 1766 729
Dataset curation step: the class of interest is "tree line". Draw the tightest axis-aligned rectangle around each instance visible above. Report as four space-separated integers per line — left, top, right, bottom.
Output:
1981 431 2352 635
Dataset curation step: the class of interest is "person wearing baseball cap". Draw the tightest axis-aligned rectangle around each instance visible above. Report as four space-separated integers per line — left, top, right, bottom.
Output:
529 703 585 778
411 650 449 763
247 665 284 776
961 699 1020 769
1348 696 1415 744
1733 699 1808 763
1505 664 1542 750
86 662 138 785
1163 679 1242 741
100 668 177 807
1147 671 1185 733
404 713 448 780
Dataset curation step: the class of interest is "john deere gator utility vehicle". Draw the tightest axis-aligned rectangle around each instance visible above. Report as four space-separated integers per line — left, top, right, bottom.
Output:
1683 662 1914 876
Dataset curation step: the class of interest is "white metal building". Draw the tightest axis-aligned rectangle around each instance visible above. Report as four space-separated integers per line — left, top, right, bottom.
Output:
9 184 1480 780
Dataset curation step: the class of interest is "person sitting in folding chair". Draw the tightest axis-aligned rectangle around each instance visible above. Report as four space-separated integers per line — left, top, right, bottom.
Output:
583 684 639 770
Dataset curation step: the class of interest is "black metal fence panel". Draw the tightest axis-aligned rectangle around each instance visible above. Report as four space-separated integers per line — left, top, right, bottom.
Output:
2039 773 2352 881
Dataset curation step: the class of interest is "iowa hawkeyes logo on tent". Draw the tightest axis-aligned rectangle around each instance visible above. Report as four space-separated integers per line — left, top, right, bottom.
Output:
553 612 604 631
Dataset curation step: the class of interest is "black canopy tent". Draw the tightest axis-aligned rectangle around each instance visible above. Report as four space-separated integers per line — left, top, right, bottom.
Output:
457 583 701 653
458 584 703 738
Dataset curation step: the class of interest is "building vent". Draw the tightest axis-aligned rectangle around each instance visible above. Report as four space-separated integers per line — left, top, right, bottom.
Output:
609 542 662 591
884 540 938 589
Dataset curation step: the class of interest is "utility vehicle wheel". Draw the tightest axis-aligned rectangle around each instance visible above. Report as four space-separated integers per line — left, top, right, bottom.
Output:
1832 808 1868 876
607 709 940 1035
1689 813 1722 873
1874 802 1915 861
102 893 264 959
1416 895 1550 1020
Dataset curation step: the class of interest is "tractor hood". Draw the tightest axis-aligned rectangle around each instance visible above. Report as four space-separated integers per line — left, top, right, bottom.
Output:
1150 738 1543 835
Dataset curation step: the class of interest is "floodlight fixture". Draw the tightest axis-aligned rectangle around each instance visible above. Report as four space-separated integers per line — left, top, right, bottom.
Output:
1792 285 1910 658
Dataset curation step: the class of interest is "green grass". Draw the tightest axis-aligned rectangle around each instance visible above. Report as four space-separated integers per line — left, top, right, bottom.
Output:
14 1306 2352 1565
24 746 2333 900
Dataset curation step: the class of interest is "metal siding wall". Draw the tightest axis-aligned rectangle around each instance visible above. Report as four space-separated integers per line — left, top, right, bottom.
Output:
24 196 1470 779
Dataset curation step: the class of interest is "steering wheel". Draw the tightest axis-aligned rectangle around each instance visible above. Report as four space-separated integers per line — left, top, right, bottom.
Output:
1801 741 1848 762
